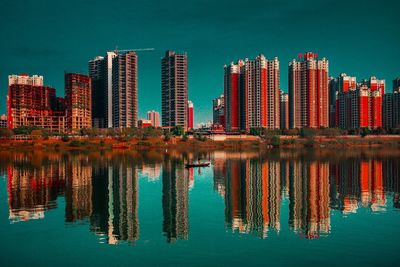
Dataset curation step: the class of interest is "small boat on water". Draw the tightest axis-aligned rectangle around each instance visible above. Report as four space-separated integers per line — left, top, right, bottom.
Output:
185 162 210 168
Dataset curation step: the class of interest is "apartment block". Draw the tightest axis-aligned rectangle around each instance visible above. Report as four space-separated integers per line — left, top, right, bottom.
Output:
224 54 280 132
161 50 188 129
289 52 329 128
65 73 92 131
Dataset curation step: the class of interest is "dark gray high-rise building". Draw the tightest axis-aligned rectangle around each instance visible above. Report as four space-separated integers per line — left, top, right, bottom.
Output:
112 51 138 128
89 52 117 128
383 82 400 129
280 90 289 129
89 51 137 128
394 77 400 92
161 50 188 129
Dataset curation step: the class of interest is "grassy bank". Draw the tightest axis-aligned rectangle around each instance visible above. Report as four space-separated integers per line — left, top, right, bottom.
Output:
1 135 400 151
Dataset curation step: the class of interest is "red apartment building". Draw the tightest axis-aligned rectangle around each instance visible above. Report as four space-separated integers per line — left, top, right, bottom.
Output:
224 54 280 132
337 77 384 129
289 52 329 128
7 74 66 132
187 100 194 129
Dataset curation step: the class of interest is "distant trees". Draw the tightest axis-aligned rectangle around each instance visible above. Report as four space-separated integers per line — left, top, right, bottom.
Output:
171 126 184 136
0 129 13 139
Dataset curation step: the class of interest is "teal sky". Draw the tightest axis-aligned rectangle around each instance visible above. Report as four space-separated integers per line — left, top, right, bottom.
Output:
1 0 399 125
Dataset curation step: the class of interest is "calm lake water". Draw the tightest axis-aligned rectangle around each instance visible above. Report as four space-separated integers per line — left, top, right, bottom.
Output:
0 149 399 266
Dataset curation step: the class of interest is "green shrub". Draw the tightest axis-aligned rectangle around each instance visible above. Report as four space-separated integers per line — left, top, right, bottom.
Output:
61 134 70 142
69 140 81 147
136 141 151 146
271 136 281 147
163 131 171 141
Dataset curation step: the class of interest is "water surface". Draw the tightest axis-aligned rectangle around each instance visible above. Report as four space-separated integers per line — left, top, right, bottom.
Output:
0 149 399 266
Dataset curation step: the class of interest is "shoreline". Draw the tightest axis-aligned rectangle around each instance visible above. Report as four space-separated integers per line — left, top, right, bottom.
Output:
1 135 400 151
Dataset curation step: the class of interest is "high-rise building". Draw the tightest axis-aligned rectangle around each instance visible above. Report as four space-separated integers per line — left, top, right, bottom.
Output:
224 62 240 131
337 79 383 129
332 73 357 127
289 52 329 128
383 83 400 129
8 74 43 86
224 54 280 132
212 94 225 126
147 110 160 127
328 77 338 127
161 50 188 129
89 56 105 128
393 77 400 92
187 100 194 129
7 74 66 132
280 91 289 129
0 114 7 128
112 51 138 128
65 73 92 131
365 76 385 95
88 52 117 128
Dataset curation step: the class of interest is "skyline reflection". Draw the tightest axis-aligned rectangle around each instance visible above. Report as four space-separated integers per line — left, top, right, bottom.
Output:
2 150 400 244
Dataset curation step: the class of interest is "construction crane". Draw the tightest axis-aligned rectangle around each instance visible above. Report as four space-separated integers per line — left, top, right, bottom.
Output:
114 47 155 54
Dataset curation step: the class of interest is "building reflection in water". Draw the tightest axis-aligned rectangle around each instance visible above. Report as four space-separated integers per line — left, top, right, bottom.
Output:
4 150 400 243
89 162 139 245
215 152 400 239
224 159 281 238
288 161 330 239
7 154 66 223
162 157 189 243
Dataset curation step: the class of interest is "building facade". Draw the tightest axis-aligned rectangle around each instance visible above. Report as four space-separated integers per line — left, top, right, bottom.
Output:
337 79 383 129
187 100 194 129
138 119 152 128
383 85 400 129
332 73 357 128
161 50 188 129
147 110 160 127
393 77 400 91
65 73 92 131
7 74 66 132
224 54 280 132
88 52 117 128
0 114 7 128
8 74 43 86
224 62 241 131
112 51 138 128
280 91 289 129
289 52 329 128
89 56 105 128
212 94 225 126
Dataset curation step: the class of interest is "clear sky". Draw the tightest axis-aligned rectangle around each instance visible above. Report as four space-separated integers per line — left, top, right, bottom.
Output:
1 0 399 125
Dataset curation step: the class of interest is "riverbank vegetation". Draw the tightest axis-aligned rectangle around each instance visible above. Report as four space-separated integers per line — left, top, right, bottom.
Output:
1 125 400 151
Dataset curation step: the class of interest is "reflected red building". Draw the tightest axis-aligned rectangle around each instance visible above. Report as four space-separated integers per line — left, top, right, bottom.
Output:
289 161 330 239
224 159 281 238
7 157 66 223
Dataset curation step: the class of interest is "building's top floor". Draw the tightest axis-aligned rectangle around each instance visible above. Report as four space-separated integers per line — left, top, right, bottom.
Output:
8 74 44 86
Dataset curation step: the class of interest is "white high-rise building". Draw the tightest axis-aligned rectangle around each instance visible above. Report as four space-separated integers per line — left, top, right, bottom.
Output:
8 74 43 86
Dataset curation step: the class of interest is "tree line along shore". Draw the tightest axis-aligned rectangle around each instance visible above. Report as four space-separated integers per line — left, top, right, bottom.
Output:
1 126 400 151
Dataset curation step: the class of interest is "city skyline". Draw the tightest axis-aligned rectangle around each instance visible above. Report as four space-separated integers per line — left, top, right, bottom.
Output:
1 0 399 125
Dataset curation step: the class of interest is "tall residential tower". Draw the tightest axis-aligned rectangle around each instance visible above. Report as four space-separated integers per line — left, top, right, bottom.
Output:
112 51 138 128
224 54 280 132
289 52 329 128
161 50 188 129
